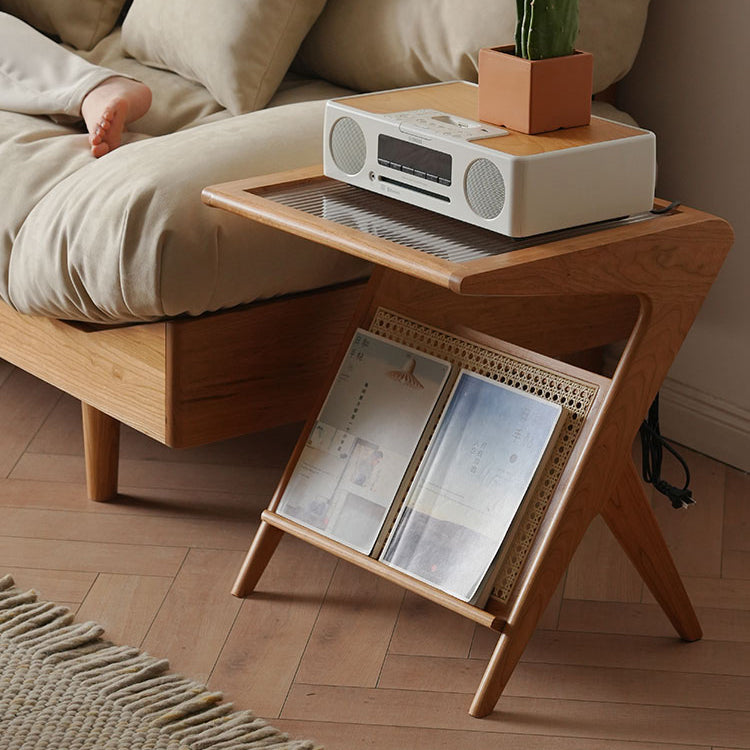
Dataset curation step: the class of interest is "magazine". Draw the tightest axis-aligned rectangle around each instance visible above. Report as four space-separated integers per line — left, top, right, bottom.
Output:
276 329 453 554
380 369 564 605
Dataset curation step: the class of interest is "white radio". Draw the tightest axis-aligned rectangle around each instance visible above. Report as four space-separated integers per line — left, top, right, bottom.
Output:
323 82 656 238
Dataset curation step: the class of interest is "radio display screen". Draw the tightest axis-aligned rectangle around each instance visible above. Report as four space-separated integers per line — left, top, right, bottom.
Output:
377 134 452 184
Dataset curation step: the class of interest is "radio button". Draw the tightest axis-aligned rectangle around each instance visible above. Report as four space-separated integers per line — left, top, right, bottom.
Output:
378 159 401 170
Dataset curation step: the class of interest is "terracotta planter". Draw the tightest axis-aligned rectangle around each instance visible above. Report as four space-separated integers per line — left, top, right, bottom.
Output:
478 45 593 134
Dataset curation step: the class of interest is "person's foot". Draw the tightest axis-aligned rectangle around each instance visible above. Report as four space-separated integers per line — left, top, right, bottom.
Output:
80 77 152 157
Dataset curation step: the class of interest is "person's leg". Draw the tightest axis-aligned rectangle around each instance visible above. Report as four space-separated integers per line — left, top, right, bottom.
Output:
0 11 119 118
0 12 150 156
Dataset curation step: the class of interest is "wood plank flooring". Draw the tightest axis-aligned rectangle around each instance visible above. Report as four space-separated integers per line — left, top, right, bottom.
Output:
1 362 747 749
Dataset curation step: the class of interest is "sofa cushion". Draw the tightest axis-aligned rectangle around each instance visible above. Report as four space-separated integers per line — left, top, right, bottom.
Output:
297 0 650 95
121 0 327 116
5 99 370 323
0 0 127 50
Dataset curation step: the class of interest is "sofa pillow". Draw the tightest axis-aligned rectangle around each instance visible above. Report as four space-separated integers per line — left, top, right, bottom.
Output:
0 0 128 50
296 0 650 95
122 0 326 115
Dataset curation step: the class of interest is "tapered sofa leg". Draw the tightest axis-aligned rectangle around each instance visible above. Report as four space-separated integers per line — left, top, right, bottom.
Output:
81 402 120 501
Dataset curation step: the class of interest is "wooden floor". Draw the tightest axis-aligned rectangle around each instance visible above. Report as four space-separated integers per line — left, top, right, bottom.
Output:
1 359 748 749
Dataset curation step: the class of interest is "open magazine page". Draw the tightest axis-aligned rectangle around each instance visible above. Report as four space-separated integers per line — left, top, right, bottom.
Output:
381 370 563 603
277 330 452 554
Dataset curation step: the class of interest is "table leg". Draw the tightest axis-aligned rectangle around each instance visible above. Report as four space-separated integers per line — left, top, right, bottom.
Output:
602 460 702 641
231 520 285 597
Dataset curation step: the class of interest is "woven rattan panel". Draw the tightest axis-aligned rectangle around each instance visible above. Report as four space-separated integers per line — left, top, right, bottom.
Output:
369 308 600 604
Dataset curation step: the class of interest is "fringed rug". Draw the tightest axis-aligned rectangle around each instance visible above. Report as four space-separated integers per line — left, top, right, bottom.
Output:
0 574 319 749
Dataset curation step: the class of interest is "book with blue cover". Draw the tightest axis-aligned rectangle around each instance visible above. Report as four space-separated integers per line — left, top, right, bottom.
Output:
380 369 564 605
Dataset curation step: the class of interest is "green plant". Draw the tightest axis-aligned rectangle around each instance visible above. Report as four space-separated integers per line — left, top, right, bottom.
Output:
515 0 579 60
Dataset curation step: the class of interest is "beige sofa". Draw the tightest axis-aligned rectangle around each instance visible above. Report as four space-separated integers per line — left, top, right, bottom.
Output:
0 0 651 499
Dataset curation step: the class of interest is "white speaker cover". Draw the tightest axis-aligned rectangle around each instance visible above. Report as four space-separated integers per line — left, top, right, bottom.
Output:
465 158 505 220
330 117 367 175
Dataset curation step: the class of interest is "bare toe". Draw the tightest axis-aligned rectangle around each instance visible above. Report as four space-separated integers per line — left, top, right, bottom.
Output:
91 141 110 158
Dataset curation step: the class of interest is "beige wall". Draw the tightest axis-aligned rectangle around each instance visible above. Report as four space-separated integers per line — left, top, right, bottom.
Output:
618 0 750 471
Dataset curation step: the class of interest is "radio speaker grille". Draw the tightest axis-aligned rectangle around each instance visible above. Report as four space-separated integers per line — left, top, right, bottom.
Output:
464 158 505 219
330 117 367 175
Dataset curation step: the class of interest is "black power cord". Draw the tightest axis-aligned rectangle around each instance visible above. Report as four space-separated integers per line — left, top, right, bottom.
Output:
651 200 682 215
638 200 694 508
639 394 695 509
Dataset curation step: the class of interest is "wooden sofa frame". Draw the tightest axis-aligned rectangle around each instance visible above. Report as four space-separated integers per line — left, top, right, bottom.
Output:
0 282 365 500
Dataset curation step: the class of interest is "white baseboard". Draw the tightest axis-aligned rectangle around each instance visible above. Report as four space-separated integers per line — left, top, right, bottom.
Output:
657 377 750 472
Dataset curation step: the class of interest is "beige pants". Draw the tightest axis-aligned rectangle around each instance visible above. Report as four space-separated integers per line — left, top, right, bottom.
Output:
0 11 121 120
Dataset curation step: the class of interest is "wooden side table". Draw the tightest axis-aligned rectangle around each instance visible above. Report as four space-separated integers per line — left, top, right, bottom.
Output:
202 116 733 719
